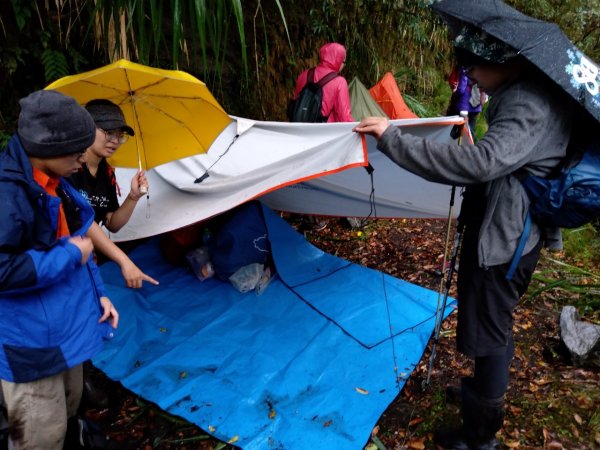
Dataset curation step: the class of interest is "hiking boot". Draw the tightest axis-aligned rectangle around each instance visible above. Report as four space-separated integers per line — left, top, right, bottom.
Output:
434 427 501 450
64 415 117 450
435 380 504 450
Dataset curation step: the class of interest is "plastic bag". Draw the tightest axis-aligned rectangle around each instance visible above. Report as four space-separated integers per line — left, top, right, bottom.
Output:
186 247 215 281
229 263 264 293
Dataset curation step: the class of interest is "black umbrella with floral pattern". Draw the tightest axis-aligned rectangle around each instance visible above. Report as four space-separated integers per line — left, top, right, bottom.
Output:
431 0 600 124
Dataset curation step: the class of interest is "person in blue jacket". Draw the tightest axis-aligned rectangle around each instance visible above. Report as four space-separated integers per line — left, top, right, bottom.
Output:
0 90 119 449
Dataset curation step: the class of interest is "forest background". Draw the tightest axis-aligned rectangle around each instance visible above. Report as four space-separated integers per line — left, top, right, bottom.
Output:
1 0 598 142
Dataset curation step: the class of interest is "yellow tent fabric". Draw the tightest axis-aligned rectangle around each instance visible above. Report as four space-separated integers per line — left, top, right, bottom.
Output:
46 59 231 170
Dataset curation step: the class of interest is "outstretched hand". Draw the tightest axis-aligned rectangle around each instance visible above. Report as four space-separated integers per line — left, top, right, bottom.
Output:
120 259 159 288
352 116 391 140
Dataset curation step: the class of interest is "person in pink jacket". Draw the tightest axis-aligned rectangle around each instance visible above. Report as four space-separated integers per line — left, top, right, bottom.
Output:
292 43 358 230
293 42 354 123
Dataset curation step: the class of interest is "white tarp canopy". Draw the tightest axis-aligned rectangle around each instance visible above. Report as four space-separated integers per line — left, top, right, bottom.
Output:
109 116 468 242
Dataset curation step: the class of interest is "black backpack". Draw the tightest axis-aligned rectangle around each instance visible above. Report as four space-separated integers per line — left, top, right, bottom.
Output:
288 68 339 122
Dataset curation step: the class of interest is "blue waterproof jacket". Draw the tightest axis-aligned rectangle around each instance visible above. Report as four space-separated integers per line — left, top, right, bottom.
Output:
0 135 108 383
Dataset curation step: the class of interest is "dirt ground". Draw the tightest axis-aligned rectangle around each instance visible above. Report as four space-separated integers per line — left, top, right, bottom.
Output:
86 217 600 449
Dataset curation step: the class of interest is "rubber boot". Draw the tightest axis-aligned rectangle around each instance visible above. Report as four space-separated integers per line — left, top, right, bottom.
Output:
434 379 504 449
445 376 474 405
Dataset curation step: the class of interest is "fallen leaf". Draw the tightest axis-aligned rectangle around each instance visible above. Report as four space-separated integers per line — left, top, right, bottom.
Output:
227 435 239 444
355 387 369 395
323 420 333 427
407 437 425 449
543 427 550 441
509 405 522 415
547 441 563 449
505 440 520 448
574 413 583 425
571 424 579 439
408 417 424 427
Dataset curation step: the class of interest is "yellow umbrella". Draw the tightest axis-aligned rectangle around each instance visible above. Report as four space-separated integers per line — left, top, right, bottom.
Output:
45 59 232 170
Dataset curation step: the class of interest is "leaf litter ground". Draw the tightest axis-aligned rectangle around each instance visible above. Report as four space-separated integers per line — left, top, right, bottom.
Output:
87 216 600 449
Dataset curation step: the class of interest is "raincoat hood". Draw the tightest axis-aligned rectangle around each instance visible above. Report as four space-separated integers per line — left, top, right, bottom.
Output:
319 43 346 73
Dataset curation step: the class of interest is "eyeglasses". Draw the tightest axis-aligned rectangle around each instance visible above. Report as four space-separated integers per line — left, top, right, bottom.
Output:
100 128 129 144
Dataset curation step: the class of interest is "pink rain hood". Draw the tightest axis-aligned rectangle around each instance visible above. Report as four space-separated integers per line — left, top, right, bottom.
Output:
294 43 354 122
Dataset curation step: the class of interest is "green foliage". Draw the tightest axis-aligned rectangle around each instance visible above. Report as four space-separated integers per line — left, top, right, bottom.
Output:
507 0 600 61
9 0 33 31
0 131 11 149
0 1 598 123
41 49 70 83
562 224 600 269
402 93 429 118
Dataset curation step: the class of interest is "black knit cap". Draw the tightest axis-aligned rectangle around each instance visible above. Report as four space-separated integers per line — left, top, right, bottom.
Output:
18 90 96 158
85 99 135 136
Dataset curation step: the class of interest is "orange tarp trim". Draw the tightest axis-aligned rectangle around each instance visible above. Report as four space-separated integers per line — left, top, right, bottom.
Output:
369 72 418 119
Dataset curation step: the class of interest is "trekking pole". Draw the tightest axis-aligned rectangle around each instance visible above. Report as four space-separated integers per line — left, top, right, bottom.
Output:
422 111 468 389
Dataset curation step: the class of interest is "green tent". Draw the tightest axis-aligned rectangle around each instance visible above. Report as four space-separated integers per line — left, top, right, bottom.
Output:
348 76 389 120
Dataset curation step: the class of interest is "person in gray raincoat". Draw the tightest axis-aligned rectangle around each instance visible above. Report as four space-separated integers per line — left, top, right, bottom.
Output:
354 27 573 449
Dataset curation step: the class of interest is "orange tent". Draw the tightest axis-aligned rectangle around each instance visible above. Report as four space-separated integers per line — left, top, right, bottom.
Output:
369 72 418 119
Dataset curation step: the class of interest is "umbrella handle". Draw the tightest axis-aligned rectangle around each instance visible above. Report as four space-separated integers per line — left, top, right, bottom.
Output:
137 159 148 196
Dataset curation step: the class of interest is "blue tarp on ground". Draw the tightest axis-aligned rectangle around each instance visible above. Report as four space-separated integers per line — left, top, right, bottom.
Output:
95 204 455 449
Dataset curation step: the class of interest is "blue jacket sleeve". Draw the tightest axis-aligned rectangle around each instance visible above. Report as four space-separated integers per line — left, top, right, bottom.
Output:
0 238 82 295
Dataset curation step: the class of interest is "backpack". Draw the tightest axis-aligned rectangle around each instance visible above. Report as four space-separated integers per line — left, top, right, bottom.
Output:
522 139 600 229
208 201 271 280
506 138 600 279
288 68 339 123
